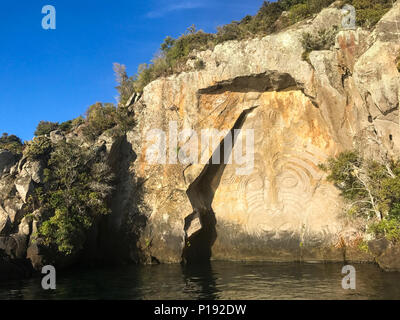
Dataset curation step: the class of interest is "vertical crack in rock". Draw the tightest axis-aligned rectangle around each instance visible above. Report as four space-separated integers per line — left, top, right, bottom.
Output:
182 106 257 264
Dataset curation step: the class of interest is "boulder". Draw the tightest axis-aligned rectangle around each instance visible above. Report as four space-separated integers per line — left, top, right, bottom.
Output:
15 175 34 203
49 129 65 144
369 238 400 272
0 206 11 235
22 160 44 184
0 150 16 175
26 242 45 271
3 198 24 224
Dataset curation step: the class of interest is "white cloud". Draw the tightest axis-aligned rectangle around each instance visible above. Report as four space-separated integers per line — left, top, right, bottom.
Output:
147 1 206 18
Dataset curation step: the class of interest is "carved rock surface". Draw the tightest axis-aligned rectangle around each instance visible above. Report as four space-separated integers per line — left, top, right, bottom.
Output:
131 4 400 264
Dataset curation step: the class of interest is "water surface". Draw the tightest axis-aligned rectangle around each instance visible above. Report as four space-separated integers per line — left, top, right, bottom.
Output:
1 262 399 300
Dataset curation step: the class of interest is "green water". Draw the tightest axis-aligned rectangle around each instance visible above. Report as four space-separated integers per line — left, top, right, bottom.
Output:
1 262 400 300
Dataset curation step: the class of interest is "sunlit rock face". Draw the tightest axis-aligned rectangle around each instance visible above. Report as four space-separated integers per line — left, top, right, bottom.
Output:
129 3 400 264
210 91 343 261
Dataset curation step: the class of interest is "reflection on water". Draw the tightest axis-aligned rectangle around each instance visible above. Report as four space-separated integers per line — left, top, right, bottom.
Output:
1 262 400 300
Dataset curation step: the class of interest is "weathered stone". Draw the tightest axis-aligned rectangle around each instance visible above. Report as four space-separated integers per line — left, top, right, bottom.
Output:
22 160 44 184
184 210 202 239
18 216 31 236
0 236 17 259
26 242 45 271
369 238 400 272
49 129 65 144
0 206 11 235
3 198 24 224
0 150 16 176
15 175 34 203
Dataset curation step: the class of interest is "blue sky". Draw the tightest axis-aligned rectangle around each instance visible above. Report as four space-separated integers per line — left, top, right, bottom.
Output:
0 0 264 141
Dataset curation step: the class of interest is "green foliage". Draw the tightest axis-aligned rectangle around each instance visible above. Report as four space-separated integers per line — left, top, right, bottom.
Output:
370 217 400 242
164 27 215 68
82 102 118 140
114 106 136 135
348 0 393 28
113 63 136 106
38 140 114 255
288 3 312 23
358 240 370 253
34 121 59 137
322 151 400 242
58 120 72 132
0 133 23 155
24 136 52 160
288 0 336 23
56 117 85 133
82 102 135 140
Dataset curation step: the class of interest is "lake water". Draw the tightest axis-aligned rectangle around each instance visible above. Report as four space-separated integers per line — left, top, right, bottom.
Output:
1 262 400 300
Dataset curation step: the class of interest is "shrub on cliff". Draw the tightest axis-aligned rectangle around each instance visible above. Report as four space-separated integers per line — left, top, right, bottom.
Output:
321 151 400 242
82 102 118 140
349 0 393 28
82 102 135 140
34 121 59 137
24 136 52 160
0 133 23 155
38 140 114 255
301 26 339 61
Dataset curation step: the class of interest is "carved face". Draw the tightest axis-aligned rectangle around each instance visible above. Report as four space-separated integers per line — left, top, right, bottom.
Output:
212 91 341 235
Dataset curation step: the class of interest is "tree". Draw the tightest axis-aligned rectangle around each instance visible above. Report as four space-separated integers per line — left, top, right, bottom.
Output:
113 63 136 106
82 102 118 140
0 133 23 155
39 140 114 255
322 151 400 242
34 121 59 137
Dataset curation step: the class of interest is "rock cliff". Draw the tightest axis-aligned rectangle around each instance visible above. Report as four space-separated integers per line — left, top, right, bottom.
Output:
131 2 400 268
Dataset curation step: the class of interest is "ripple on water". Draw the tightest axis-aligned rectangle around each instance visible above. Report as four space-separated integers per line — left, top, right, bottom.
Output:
1 262 400 300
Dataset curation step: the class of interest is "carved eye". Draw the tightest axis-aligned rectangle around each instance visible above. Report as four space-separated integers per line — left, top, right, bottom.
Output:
278 174 298 189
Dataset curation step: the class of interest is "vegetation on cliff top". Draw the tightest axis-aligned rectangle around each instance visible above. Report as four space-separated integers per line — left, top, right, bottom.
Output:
321 151 400 243
0 133 23 155
126 0 393 94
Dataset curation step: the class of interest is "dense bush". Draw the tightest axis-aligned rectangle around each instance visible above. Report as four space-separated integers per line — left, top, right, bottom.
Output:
34 121 59 137
24 136 52 160
38 140 114 255
349 0 393 29
0 133 23 155
321 151 400 242
82 102 118 140
82 102 135 141
301 26 339 61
